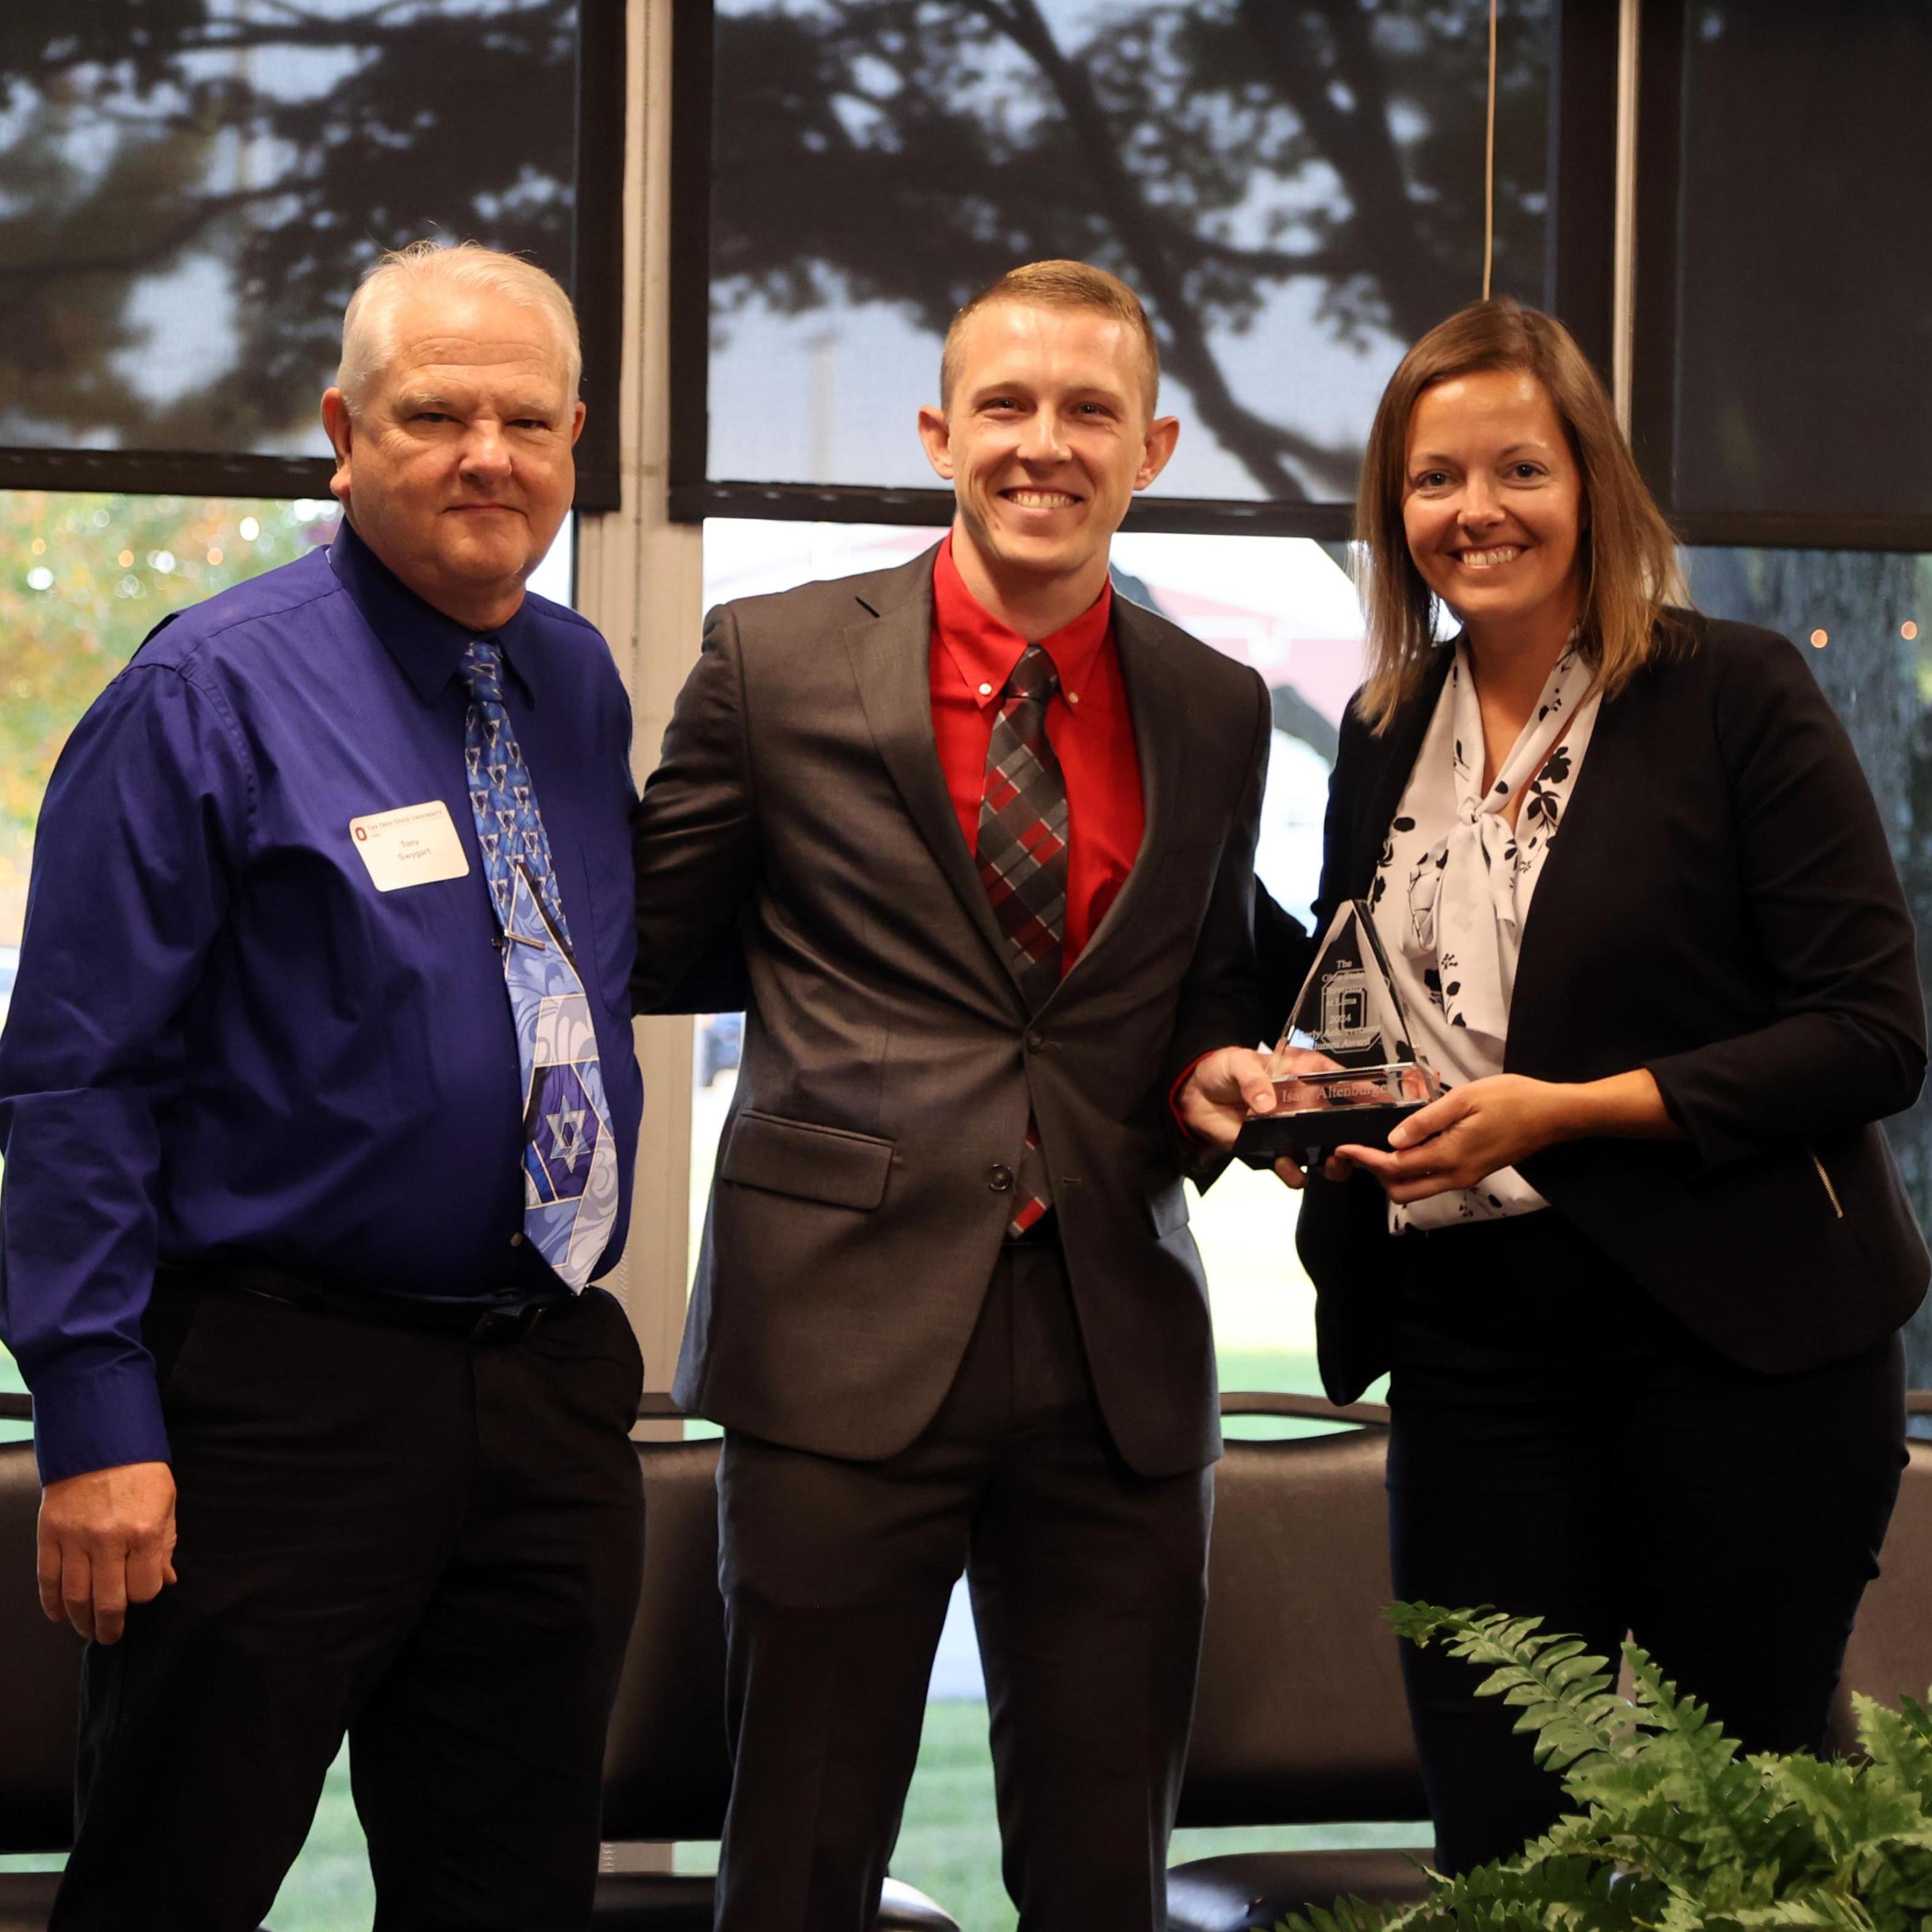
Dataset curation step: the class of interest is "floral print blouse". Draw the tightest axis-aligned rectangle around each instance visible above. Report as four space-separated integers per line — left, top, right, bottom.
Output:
1369 639 1602 1232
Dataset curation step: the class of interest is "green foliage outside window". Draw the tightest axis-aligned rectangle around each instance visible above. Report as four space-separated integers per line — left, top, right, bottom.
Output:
0 491 328 942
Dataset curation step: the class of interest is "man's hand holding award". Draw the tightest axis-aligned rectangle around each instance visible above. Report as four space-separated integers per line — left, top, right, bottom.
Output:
1179 899 1443 1189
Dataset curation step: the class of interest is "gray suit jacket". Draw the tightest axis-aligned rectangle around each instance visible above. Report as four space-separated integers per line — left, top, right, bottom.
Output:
632 546 1271 1478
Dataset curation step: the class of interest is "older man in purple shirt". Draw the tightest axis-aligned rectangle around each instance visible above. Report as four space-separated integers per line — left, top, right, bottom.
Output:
0 242 644 1932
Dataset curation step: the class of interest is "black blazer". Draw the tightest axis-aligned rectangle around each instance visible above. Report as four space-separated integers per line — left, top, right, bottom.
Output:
1267 614 1930 1402
632 547 1271 1478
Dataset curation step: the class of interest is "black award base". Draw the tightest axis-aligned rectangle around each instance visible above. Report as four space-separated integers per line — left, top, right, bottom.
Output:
1232 1100 1424 1172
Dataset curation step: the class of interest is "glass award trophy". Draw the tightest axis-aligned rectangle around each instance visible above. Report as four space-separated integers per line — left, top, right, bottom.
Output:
1234 898 1443 1169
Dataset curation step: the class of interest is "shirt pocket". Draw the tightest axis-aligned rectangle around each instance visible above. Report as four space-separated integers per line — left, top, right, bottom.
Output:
553 837 629 1020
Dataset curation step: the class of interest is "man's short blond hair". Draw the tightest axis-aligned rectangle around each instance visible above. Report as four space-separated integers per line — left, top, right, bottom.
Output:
336 241 581 412
939 260 1161 414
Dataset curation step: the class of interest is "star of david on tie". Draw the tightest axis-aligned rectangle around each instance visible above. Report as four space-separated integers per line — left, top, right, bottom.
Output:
459 637 618 1291
975 642 1067 1237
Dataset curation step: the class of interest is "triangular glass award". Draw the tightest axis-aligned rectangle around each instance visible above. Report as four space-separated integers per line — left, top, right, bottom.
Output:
1234 898 1444 1169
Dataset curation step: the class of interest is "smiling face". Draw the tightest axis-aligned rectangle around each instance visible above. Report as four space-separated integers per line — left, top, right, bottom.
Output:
1400 367 1586 651
918 301 1177 622
321 285 584 630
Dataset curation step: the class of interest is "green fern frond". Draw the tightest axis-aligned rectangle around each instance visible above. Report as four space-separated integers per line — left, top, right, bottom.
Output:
1856 1692 1932 1804
1768 1749 1932 1868
1896 1694 1932 1738
1843 1847 1932 1916
1619 1642 1779 1868
1653 1892 1717 1932
1386 1605 1632 1774
1721 1895 1878 1930
1273 1897 1402 1932
1622 1643 1743 1768
1401 1850 1646 1932
1386 1601 1463 1647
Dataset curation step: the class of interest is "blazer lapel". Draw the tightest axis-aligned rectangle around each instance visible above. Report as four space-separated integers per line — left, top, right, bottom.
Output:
1052 593 1185 1000
840 550 1020 999
1504 667 1646 1063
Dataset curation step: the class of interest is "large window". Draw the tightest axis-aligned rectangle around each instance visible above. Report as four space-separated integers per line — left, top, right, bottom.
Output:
677 0 1568 526
0 1 623 506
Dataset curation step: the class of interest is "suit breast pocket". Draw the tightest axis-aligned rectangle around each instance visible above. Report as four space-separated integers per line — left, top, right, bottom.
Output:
719 1108 896 1210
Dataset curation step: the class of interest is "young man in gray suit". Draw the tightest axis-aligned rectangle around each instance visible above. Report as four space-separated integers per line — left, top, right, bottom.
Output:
632 260 1279 1930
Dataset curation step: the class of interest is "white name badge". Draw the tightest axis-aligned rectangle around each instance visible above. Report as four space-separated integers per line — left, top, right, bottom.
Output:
348 800 471 891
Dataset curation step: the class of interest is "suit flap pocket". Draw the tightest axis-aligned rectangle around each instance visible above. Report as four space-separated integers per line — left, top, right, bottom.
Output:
720 1110 895 1210
1147 1177 1192 1237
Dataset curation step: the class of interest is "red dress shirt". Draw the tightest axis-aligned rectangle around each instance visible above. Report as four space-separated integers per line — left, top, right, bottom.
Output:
929 535 1144 973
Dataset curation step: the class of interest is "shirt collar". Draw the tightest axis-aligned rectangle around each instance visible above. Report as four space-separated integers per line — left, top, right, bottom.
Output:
931 532 1114 712
328 516 538 706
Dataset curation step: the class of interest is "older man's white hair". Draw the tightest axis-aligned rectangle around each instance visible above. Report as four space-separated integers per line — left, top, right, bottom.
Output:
336 241 582 412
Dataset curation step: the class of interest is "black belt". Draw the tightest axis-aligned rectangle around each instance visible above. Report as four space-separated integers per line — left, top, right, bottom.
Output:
154 1259 559 1344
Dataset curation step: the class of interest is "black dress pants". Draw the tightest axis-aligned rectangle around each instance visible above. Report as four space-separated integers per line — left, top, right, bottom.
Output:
1385 1213 1906 1876
50 1275 645 1932
713 1237 1214 1932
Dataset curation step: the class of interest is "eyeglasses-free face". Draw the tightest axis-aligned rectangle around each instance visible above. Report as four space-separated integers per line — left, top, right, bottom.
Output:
1400 367 1587 655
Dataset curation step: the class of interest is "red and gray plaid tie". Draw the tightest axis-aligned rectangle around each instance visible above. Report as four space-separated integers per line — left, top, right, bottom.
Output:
976 642 1067 1237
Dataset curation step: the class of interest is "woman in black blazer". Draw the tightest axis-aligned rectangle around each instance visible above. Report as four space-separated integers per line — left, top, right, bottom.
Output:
1179 298 1928 1872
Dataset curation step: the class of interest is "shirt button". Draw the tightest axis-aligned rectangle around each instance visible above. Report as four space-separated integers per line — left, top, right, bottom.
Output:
509 1233 525 1247
977 681 994 697
1066 691 1080 706
988 1164 1014 1193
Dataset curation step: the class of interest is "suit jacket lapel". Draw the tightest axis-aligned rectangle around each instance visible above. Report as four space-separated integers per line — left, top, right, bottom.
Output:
1053 593 1184 1000
840 550 1020 1000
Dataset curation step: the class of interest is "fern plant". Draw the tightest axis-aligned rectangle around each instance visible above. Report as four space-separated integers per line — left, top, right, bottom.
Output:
1276 1602 1932 1932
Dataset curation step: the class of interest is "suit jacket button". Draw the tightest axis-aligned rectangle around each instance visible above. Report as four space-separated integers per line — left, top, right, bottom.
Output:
1026 1031 1045 1052
988 1164 1014 1192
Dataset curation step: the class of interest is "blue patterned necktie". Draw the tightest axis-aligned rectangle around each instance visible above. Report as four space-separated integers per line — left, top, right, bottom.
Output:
459 637 618 1292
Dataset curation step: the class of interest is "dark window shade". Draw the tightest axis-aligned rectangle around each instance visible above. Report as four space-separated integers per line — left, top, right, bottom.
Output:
0 0 622 509
1659 4 1932 528
683 0 1558 521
